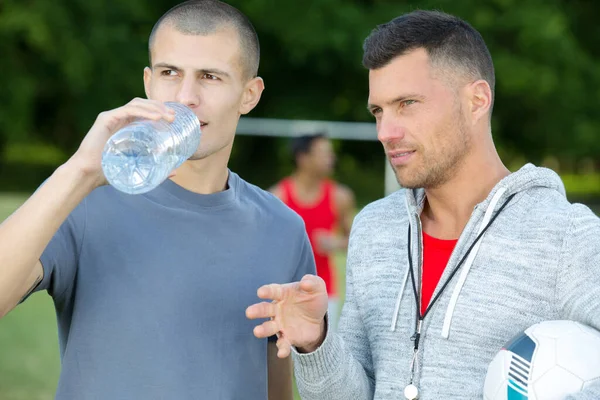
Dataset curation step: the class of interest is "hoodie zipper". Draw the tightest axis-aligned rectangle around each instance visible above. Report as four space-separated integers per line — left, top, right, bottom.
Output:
411 213 425 390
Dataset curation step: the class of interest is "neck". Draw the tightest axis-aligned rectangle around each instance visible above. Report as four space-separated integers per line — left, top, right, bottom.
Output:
170 145 232 195
420 145 510 240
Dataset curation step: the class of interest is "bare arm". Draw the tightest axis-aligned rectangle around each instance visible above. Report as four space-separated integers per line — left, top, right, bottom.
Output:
0 98 176 318
267 341 294 400
0 161 97 318
332 184 356 250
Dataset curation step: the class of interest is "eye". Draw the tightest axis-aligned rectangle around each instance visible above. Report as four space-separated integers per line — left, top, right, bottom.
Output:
202 73 219 80
370 107 382 117
401 100 417 107
160 70 178 77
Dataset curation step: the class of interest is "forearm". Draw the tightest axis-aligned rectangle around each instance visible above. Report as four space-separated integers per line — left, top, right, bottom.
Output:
293 329 374 400
0 159 96 316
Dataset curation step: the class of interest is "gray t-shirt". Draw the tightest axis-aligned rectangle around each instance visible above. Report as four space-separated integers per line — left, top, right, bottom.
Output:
34 171 315 399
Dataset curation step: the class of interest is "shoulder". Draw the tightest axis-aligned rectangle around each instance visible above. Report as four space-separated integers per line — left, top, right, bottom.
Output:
333 182 355 208
522 187 598 229
513 188 600 254
352 189 409 232
564 201 600 238
237 175 305 229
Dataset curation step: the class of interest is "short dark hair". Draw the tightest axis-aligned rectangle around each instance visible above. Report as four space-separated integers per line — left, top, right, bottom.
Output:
149 0 260 79
290 133 327 167
363 10 495 107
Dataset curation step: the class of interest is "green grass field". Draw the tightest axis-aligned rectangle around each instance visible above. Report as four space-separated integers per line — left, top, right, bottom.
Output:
0 194 60 400
0 193 346 400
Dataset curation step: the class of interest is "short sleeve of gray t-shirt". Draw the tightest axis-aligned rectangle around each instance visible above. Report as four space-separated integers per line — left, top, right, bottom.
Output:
35 171 315 400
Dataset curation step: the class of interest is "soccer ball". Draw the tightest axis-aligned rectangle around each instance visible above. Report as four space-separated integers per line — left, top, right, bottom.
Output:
483 320 600 400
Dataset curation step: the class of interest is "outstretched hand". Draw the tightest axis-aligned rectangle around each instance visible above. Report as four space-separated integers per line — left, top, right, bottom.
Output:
246 274 329 358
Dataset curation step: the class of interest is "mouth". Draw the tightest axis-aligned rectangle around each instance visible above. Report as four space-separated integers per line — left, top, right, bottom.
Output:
388 150 416 166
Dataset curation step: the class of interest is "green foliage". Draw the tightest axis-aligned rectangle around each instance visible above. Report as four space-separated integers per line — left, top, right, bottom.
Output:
562 173 600 196
4 143 67 166
1 0 600 197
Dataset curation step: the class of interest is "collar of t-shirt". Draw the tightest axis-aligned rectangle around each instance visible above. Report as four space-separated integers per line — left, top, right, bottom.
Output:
420 231 459 314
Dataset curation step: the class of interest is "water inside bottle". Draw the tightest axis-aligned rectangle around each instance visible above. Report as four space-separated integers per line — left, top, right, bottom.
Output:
101 102 201 195
102 127 179 194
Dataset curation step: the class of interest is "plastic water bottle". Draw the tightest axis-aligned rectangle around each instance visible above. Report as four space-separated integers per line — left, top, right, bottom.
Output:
101 102 201 195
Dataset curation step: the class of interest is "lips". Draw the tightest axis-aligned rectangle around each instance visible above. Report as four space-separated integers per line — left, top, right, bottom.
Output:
388 150 415 158
388 150 416 166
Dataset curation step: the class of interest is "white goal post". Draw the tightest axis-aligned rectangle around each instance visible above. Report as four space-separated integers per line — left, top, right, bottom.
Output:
236 117 401 196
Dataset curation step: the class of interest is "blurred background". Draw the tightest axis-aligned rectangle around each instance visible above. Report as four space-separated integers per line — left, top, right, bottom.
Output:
1 0 599 399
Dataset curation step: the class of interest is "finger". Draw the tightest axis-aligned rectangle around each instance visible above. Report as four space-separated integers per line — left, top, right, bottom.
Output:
276 338 292 358
299 274 323 293
124 99 176 122
129 103 176 122
252 320 279 339
105 105 166 126
257 283 284 301
129 97 174 114
245 301 277 320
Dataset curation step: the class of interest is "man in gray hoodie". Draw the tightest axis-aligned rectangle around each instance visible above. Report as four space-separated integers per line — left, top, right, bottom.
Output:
246 10 600 400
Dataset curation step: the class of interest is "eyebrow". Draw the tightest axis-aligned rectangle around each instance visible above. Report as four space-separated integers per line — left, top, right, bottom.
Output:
152 63 231 78
367 93 424 111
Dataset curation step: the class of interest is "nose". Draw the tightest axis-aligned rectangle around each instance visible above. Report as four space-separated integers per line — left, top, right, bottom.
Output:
175 77 201 108
377 114 406 145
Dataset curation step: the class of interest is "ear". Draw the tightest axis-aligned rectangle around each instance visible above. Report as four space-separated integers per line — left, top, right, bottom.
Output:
239 77 265 115
467 79 492 124
143 67 153 99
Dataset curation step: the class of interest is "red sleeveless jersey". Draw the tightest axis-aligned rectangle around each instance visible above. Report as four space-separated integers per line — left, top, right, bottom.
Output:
280 178 338 296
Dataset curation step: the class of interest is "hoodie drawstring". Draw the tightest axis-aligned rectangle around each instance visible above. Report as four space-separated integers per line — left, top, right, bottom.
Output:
390 267 410 332
440 188 507 338
391 195 416 332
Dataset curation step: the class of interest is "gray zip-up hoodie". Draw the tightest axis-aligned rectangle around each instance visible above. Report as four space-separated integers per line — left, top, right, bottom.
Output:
293 164 600 399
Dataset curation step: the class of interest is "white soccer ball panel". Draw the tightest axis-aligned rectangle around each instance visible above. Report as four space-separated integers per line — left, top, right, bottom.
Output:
532 366 584 400
577 323 600 340
556 330 600 381
528 320 582 339
483 350 511 400
529 336 556 382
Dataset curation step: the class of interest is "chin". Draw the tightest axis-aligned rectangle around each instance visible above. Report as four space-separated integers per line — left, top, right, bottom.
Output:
188 154 208 161
188 143 228 161
188 149 210 161
395 172 423 189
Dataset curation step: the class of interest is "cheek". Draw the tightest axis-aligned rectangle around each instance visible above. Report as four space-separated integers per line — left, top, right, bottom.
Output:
207 86 243 115
429 114 460 153
149 80 179 100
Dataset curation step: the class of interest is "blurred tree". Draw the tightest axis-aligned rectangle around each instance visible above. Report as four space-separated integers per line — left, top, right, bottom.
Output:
1 0 599 199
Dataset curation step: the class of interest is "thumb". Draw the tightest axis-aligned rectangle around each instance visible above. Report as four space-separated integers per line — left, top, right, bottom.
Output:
299 274 323 293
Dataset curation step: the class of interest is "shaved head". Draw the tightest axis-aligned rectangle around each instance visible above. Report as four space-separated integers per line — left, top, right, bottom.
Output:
149 0 260 80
